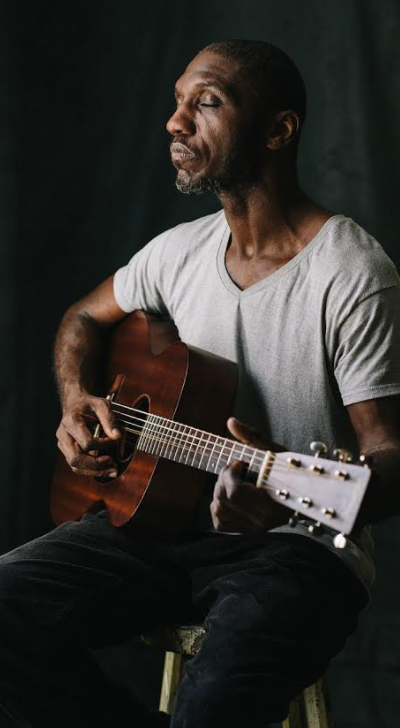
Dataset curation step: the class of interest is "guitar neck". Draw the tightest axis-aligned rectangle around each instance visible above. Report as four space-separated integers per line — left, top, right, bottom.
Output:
111 404 371 541
131 410 264 478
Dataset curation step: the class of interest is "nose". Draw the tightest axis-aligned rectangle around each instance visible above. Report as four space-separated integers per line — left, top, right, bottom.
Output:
166 103 196 137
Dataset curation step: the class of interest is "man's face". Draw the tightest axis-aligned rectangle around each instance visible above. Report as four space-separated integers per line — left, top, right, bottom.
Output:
166 51 267 194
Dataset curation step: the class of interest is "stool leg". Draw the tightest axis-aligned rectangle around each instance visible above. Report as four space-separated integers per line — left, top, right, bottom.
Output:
283 691 307 728
159 651 183 715
302 679 332 728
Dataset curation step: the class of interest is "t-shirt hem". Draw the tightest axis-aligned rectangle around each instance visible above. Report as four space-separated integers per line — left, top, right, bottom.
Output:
341 383 400 406
113 269 134 313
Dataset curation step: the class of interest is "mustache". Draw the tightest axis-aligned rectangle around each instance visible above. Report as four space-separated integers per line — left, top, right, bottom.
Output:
169 137 198 156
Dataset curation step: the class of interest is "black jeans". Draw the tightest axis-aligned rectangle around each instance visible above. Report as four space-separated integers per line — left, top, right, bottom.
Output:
0 510 368 728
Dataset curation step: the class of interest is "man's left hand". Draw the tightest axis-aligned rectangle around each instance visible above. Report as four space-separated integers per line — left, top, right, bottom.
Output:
210 417 289 534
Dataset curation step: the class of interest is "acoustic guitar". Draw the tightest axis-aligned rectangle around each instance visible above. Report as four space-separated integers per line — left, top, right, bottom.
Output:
51 311 371 547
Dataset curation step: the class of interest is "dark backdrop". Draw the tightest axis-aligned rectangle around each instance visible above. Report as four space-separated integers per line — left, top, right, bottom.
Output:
1 1 399 726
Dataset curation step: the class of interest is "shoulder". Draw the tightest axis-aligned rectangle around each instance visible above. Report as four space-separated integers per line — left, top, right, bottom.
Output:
157 209 226 256
309 215 399 313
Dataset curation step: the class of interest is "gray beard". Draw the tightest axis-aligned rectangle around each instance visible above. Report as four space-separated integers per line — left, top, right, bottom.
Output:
174 138 261 197
175 175 222 196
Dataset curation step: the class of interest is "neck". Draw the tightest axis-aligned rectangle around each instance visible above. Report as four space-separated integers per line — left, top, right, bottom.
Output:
218 165 330 259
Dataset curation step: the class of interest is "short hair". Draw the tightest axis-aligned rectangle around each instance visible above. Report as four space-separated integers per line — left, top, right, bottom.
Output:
201 39 307 128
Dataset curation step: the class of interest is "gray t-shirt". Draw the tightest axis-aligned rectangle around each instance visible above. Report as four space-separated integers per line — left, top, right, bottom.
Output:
114 210 400 589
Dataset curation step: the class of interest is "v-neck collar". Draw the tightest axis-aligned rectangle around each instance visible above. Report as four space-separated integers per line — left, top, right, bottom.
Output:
216 213 346 299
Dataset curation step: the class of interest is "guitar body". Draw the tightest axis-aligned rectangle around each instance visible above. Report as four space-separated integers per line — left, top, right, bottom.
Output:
51 311 238 537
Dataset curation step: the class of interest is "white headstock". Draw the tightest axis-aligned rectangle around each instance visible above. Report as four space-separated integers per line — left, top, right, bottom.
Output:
257 448 371 546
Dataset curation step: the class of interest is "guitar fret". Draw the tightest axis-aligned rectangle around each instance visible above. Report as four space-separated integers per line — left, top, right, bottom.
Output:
161 420 175 460
157 417 169 459
214 437 228 473
230 442 244 462
176 425 188 464
177 422 188 462
184 426 196 465
198 432 211 469
247 447 258 473
225 440 236 465
206 434 219 473
191 430 204 468
145 415 154 454
137 413 150 452
147 415 158 455
153 417 163 456
169 420 181 461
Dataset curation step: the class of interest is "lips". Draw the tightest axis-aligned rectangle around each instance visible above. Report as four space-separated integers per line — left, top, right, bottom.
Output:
170 142 196 162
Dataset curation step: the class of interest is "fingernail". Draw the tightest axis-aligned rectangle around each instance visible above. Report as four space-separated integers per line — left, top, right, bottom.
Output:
109 471 118 478
112 429 120 437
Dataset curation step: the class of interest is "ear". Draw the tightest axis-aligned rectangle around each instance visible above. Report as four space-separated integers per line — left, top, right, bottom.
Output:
266 110 300 151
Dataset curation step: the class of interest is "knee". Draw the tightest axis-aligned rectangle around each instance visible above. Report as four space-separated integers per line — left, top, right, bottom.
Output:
0 556 35 630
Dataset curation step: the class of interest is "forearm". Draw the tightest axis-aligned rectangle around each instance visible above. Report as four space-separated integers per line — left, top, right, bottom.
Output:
354 446 400 528
54 306 109 406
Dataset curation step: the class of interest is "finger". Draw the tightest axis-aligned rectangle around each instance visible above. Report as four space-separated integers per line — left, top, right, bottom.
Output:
90 398 121 440
69 448 118 478
211 487 267 530
62 410 117 452
56 426 81 464
57 426 117 475
227 417 268 449
61 411 100 451
210 499 236 531
215 461 247 501
210 494 259 532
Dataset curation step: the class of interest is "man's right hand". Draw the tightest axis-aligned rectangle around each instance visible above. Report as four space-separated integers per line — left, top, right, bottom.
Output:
56 394 121 478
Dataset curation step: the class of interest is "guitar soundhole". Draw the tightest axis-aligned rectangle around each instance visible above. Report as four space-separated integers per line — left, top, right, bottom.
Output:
94 395 150 483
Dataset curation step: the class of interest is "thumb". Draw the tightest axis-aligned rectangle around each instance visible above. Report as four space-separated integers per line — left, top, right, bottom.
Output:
91 397 121 440
227 417 268 449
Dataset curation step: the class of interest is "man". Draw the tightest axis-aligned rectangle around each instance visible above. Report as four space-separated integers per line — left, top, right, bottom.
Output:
1 39 400 728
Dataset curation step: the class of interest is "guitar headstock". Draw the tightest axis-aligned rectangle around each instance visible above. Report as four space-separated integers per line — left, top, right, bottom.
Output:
258 446 371 547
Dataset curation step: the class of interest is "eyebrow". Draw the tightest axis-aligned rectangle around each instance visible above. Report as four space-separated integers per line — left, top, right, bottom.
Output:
174 79 238 102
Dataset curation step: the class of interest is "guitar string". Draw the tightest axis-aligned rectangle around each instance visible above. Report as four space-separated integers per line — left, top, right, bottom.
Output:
111 402 265 452
112 417 303 474
109 417 345 481
109 402 267 465
110 402 257 449
114 417 263 467
109 405 351 476
97 428 340 521
108 403 291 470
108 404 357 478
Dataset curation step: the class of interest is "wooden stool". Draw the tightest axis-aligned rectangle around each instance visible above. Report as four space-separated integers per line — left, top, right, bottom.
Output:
143 625 332 727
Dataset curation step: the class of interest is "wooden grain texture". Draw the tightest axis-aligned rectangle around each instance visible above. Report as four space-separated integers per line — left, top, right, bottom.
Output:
303 679 332 728
159 651 183 715
283 693 306 728
51 310 237 536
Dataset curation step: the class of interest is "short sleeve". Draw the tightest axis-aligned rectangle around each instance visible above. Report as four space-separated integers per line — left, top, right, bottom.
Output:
334 285 400 405
113 229 172 316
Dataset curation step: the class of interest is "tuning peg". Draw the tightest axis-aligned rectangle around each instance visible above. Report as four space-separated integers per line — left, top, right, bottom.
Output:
310 441 328 458
333 448 353 463
298 496 313 507
275 489 289 500
333 533 347 549
288 511 299 527
308 521 321 534
359 453 373 468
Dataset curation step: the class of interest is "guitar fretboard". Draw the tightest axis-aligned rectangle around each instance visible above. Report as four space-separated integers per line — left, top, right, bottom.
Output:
115 406 265 478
